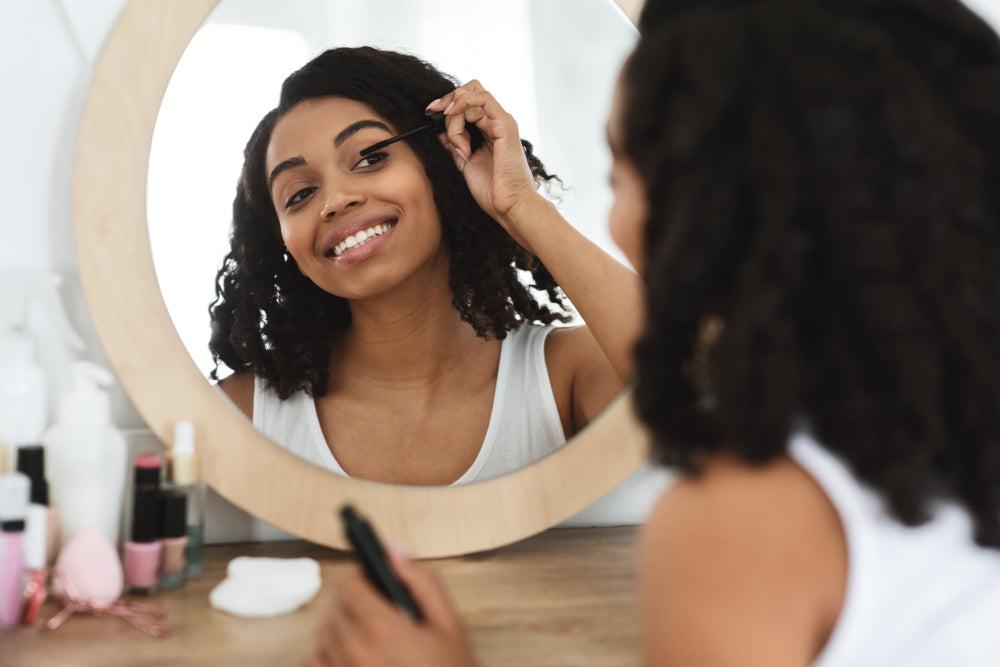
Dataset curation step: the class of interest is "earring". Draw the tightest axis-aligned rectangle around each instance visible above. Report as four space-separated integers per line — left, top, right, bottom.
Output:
683 315 724 414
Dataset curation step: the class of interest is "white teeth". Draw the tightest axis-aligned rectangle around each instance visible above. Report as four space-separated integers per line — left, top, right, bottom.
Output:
330 221 396 257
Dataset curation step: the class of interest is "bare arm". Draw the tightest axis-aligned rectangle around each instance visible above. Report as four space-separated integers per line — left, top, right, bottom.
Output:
504 193 643 383
217 370 254 419
426 83 644 385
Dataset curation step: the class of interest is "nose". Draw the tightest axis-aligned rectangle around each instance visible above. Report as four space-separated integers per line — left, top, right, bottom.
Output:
320 188 366 220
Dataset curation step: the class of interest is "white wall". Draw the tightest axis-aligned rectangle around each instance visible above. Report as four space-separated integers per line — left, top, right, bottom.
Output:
0 0 669 544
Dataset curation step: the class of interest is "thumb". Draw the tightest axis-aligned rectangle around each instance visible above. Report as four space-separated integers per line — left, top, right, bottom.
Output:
389 548 462 632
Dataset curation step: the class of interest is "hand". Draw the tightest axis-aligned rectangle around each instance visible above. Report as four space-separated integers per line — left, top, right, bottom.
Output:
426 80 545 249
308 549 476 667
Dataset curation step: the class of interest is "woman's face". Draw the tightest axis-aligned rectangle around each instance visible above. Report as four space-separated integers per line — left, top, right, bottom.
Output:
606 75 649 276
266 97 444 299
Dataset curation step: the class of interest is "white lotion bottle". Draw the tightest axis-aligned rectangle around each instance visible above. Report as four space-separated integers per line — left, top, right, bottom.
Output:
0 269 85 471
42 361 127 547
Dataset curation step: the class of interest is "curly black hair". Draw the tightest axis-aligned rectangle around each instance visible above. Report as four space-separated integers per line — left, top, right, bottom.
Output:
627 0 1000 546
209 47 572 399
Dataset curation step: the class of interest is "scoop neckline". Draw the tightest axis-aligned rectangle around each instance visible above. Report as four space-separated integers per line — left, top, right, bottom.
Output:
305 330 515 486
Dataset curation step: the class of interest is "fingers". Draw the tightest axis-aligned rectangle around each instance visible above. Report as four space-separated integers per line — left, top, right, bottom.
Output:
315 570 410 666
438 133 472 173
313 595 357 666
445 112 474 159
388 549 463 634
335 570 408 639
427 80 515 158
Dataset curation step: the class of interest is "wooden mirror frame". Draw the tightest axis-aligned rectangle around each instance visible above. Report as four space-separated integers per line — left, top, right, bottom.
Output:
73 0 649 557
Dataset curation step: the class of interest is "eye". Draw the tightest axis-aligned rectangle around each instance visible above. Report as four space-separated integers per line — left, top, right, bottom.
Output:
285 186 316 210
353 151 389 170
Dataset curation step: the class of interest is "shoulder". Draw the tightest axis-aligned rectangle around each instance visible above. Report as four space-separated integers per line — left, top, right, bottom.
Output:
639 453 847 666
544 325 606 393
543 325 623 435
217 370 254 419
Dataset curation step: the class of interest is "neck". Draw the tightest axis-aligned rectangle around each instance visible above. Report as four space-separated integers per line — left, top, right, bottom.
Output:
334 253 488 387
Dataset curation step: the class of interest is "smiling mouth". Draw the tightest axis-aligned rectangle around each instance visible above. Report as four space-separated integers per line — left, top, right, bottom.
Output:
323 220 398 259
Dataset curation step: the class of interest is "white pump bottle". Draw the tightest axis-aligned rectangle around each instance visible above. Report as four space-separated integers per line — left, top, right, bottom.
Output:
42 361 127 547
0 270 84 470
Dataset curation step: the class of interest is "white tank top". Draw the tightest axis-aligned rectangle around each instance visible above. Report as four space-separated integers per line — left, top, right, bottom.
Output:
252 324 567 484
789 432 1000 666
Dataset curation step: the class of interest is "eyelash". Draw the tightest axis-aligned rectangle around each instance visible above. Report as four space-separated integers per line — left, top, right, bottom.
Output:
283 151 390 210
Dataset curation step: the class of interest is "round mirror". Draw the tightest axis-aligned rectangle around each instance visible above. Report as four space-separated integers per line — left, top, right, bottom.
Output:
74 0 649 555
147 0 637 485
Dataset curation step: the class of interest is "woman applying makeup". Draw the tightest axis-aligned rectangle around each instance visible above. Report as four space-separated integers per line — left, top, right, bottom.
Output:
213 48 643 485
310 0 1000 664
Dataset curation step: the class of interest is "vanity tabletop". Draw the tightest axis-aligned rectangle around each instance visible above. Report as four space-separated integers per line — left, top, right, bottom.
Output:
3 526 641 667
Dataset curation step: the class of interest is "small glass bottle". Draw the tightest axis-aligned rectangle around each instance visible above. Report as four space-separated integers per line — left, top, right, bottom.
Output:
157 491 188 589
169 421 205 577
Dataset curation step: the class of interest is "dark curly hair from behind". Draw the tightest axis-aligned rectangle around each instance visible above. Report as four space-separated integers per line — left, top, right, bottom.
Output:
627 0 1000 546
209 47 572 399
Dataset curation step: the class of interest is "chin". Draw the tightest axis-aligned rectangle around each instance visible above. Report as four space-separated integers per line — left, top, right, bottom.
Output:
311 267 411 301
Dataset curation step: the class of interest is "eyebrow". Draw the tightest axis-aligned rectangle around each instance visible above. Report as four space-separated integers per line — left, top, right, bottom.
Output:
334 119 392 147
267 119 393 190
268 156 307 190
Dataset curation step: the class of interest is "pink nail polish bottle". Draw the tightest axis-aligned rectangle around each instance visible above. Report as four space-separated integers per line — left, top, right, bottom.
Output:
0 473 30 628
123 455 162 594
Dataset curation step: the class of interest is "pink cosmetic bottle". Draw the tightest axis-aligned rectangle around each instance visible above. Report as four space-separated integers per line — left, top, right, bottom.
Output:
123 455 162 595
0 473 30 628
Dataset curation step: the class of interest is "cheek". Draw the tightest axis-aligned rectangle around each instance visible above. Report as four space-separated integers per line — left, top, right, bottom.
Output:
278 220 307 255
400 166 443 240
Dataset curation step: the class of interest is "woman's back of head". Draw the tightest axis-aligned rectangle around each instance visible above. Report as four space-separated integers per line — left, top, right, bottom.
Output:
625 0 1000 545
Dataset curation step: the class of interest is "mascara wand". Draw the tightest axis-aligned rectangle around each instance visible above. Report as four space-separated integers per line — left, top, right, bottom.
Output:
359 111 447 157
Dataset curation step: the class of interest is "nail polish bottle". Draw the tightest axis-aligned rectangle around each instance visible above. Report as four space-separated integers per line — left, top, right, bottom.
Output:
169 421 205 577
0 473 30 628
158 491 188 589
123 454 162 594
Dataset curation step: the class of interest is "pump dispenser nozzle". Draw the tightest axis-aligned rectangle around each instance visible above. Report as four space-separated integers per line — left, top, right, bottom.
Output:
57 361 114 428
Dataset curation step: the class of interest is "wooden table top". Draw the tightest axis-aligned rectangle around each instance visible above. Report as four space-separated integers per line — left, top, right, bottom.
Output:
2 526 641 667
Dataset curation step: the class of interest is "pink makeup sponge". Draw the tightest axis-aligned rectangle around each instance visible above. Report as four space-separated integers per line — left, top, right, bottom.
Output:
53 530 124 608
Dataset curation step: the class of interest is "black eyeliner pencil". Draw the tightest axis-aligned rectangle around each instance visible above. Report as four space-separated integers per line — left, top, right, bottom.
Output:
340 505 424 622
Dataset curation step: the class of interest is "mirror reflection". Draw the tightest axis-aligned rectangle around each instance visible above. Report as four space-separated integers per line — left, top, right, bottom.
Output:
148 0 639 485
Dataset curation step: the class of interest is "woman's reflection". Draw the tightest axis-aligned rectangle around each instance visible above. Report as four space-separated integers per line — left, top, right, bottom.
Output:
210 47 642 485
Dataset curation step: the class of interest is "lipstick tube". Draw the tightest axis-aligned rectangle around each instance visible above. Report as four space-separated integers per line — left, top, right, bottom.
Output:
0 473 30 628
16 445 54 624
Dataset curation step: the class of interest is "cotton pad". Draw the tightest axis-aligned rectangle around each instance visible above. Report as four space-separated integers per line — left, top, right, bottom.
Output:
209 556 322 618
